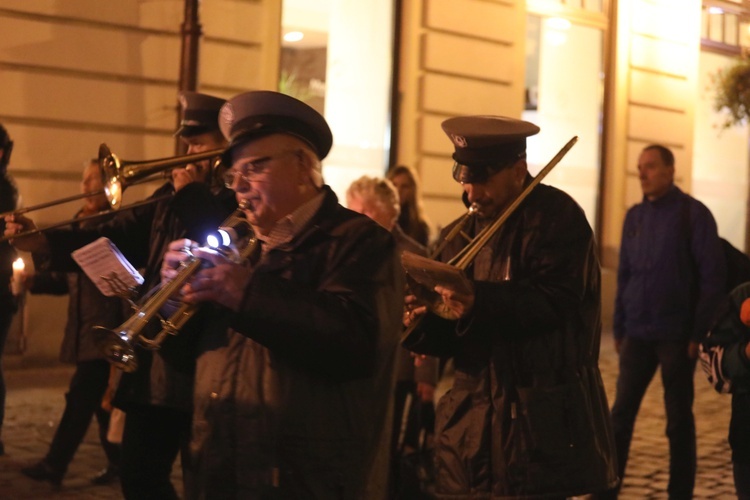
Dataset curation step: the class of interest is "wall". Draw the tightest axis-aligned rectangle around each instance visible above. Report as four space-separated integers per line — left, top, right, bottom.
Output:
0 0 281 363
396 0 527 237
601 0 702 267
693 50 749 250
597 0 702 328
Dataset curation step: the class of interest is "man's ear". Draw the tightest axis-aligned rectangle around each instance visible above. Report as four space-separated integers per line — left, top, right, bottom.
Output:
513 159 528 186
294 149 314 185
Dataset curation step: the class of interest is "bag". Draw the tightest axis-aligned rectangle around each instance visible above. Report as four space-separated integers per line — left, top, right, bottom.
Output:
681 198 750 294
699 339 732 394
721 238 750 293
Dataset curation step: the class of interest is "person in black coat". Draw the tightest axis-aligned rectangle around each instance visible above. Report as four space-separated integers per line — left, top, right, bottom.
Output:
21 159 124 486
0 123 19 457
403 116 618 498
5 92 236 499
161 91 403 499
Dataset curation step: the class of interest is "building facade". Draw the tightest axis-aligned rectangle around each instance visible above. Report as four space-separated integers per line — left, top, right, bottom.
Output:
1 0 748 360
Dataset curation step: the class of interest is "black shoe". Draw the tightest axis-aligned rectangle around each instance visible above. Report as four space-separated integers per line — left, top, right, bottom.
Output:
21 461 63 487
91 465 119 485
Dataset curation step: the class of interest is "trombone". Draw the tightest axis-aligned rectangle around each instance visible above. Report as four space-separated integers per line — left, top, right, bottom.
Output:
402 136 578 341
96 209 258 372
98 143 224 210
1 143 225 242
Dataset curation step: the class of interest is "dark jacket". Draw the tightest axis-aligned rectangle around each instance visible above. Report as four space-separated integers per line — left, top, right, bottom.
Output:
187 187 403 500
404 179 617 499
393 225 439 385
614 185 726 343
0 174 18 318
30 209 125 363
700 282 750 463
43 181 237 410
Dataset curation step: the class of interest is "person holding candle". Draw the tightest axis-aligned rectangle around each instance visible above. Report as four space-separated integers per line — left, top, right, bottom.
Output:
19 159 124 487
0 123 19 456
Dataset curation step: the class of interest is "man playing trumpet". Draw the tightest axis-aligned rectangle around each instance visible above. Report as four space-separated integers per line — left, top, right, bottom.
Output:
160 90 403 499
5 91 236 499
402 115 618 498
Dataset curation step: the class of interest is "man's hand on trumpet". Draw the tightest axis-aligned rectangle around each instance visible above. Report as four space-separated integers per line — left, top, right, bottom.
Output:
161 238 252 312
403 283 476 327
433 284 475 320
3 214 49 253
403 293 427 328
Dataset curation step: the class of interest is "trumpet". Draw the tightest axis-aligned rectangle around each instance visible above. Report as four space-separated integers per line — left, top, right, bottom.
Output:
402 136 578 342
96 210 258 372
1 144 225 242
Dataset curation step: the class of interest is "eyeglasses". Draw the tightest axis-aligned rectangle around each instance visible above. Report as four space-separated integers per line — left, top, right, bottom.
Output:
223 149 301 188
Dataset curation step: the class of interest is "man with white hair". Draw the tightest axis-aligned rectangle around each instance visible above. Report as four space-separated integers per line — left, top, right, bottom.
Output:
346 175 439 497
161 91 404 499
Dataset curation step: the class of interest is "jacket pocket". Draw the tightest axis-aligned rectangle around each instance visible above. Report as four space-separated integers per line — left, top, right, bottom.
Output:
513 383 590 464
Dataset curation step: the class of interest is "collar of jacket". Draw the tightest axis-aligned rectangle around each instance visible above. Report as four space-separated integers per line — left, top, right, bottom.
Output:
643 183 684 207
266 185 342 252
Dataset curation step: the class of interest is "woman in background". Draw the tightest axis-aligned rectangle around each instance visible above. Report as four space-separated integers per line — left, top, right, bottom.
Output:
387 165 431 247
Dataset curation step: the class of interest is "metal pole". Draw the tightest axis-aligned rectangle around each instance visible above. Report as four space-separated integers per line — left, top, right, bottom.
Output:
175 0 202 154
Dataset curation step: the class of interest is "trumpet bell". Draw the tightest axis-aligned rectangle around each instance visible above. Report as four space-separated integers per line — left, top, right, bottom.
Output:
94 326 139 372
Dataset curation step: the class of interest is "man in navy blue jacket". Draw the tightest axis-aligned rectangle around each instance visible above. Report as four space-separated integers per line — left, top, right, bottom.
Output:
608 144 726 499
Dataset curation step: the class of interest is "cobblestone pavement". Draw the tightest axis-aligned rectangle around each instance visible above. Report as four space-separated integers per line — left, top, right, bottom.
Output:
0 332 736 499
597 334 735 500
0 365 183 499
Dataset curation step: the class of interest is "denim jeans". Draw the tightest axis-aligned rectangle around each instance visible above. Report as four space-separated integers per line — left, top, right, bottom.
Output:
609 336 696 499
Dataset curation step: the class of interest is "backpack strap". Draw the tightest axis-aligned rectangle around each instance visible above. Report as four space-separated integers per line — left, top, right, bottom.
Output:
680 195 700 333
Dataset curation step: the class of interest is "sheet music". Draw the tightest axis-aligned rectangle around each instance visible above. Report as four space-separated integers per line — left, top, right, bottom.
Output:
71 237 144 296
401 251 473 296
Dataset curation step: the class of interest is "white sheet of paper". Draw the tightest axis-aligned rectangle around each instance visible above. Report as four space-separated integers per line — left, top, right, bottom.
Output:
71 237 144 296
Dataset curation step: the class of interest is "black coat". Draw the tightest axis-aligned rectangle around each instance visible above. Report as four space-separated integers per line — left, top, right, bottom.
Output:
187 187 404 500
44 181 237 410
404 179 618 498
0 175 18 319
30 209 125 363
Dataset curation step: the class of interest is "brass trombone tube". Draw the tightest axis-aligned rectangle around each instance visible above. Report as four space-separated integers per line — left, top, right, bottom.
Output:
0 194 172 244
0 191 106 219
402 136 578 338
99 143 225 210
429 203 478 260
99 144 225 188
447 136 579 270
2 144 226 240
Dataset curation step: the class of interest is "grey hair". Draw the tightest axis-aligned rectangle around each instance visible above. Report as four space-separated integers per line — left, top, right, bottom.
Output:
298 146 324 188
346 176 400 226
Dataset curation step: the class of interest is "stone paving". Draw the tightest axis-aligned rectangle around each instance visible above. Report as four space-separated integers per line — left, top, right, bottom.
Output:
0 331 737 499
596 334 736 500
